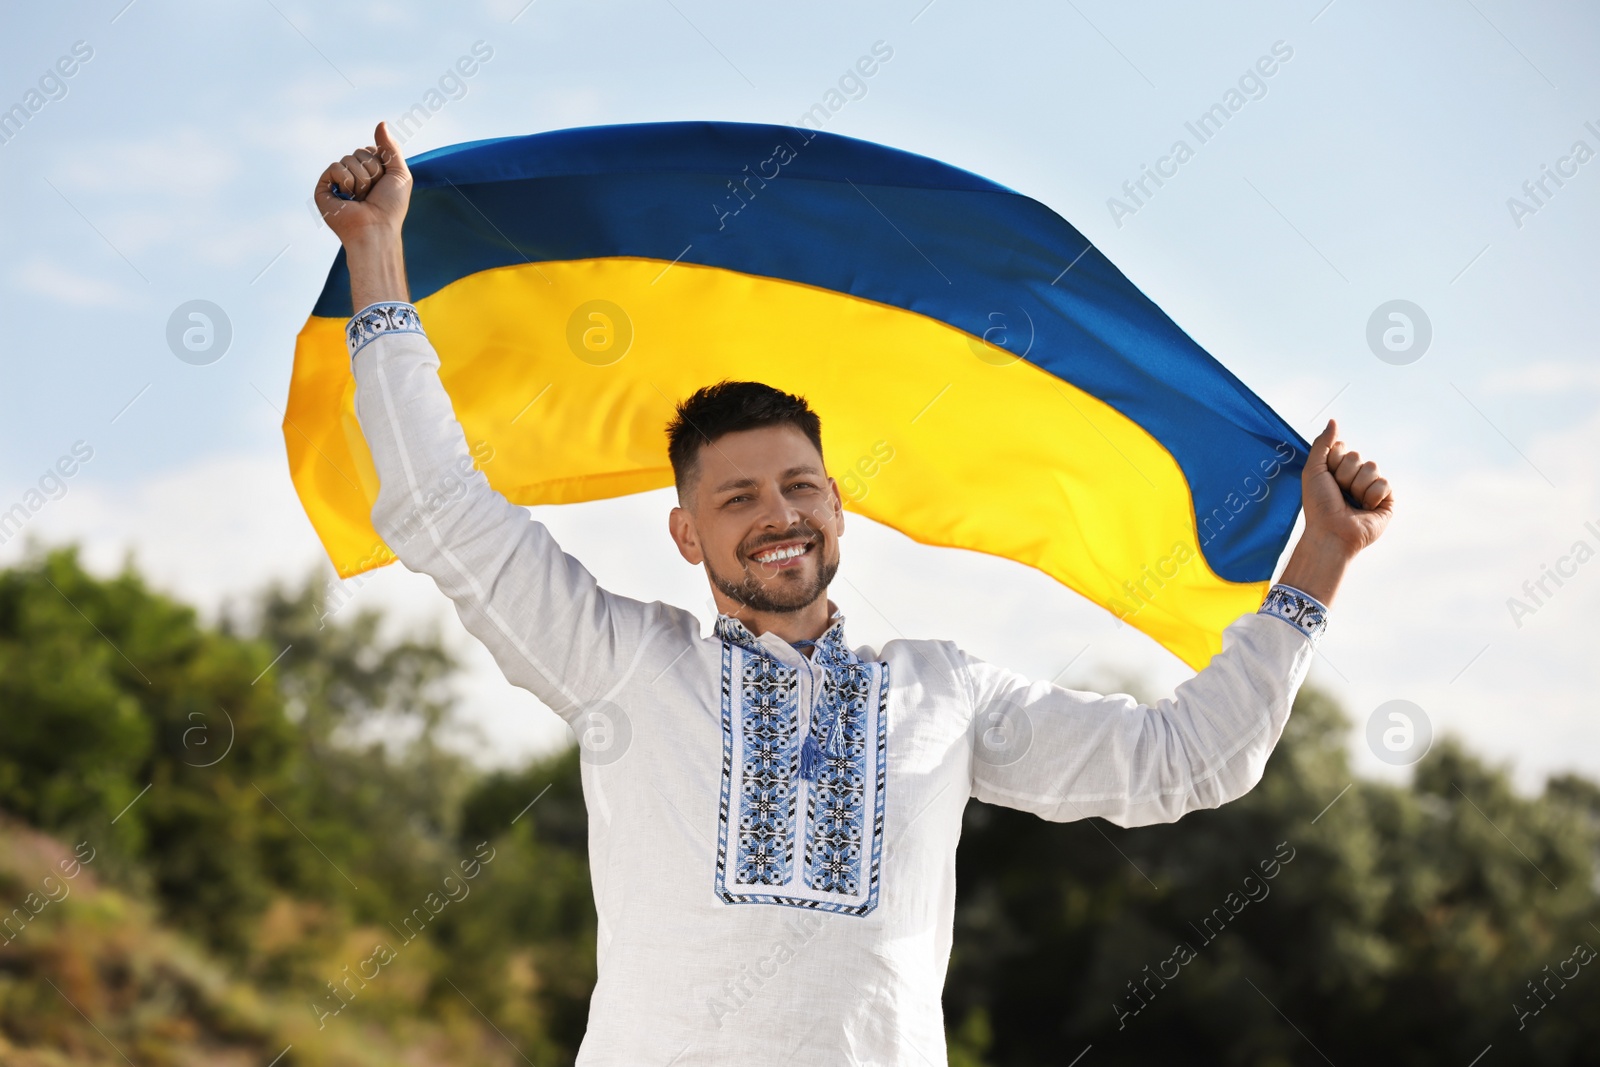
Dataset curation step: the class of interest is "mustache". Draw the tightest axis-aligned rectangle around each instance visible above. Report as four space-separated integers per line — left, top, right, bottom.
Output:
740 525 819 559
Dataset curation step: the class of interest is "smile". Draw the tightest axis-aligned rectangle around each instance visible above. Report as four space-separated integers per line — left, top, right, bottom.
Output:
751 541 813 565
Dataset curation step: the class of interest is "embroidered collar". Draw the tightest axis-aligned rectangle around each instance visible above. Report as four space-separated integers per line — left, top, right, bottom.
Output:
712 601 891 915
713 612 854 665
714 607 876 798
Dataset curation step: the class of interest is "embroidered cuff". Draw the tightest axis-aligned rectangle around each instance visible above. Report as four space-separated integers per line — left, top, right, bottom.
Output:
347 301 424 362
1258 583 1329 642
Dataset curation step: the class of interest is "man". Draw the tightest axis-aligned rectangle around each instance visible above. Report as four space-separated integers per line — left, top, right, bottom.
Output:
316 122 1394 1065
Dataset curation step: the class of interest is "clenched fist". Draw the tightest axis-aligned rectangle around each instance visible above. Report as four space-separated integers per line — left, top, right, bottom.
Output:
316 121 413 309
1301 418 1394 554
314 121 413 244
1274 417 1395 606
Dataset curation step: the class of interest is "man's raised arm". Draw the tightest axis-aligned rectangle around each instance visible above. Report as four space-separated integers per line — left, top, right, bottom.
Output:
313 123 678 721
965 419 1393 827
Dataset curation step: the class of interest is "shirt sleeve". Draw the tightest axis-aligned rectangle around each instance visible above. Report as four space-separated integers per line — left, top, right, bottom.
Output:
349 301 683 723
962 586 1325 828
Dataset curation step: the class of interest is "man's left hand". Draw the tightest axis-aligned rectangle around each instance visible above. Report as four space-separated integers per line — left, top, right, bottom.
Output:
1301 418 1394 555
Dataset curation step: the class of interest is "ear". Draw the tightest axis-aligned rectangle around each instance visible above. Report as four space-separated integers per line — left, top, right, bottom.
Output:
668 503 705 565
827 477 846 536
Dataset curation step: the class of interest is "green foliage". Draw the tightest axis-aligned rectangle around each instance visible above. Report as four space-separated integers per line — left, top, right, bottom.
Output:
2 546 1599 1065
0 548 301 951
444 750 597 1064
944 688 1600 1065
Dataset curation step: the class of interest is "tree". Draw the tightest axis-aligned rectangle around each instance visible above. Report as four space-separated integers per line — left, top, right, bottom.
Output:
5 548 1599 1065
943 687 1600 1065
0 548 298 951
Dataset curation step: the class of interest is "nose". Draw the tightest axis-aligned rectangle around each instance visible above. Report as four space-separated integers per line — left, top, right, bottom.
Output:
752 481 804 533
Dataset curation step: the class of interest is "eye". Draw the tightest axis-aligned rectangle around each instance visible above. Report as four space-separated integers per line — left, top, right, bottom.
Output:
788 481 817 492
724 493 751 505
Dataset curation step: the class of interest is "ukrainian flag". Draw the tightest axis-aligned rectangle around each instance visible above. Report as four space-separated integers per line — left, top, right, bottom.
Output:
286 121 1307 670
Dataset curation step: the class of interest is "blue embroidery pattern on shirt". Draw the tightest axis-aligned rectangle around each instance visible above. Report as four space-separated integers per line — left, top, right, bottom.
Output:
804 650 872 897
735 652 799 886
713 616 888 916
1258 583 1330 642
345 301 424 361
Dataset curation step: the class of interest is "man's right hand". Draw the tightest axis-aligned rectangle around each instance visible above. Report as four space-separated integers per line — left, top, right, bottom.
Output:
314 121 412 246
317 121 413 308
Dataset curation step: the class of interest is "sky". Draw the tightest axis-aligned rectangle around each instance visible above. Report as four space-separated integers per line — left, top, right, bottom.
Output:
1 0 1596 791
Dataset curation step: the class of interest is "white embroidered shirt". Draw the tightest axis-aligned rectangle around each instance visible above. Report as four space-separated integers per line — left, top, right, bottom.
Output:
348 302 1325 1066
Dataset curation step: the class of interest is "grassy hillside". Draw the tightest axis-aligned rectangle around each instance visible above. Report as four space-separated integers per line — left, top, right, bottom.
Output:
0 816 531 1067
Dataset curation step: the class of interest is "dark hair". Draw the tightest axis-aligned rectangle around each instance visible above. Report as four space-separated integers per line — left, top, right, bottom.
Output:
666 380 824 494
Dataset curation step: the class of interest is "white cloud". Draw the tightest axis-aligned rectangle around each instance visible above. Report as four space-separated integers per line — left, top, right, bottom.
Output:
533 87 608 127
10 257 140 309
53 128 244 197
11 427 1600 792
1479 360 1600 395
1327 396 1600 789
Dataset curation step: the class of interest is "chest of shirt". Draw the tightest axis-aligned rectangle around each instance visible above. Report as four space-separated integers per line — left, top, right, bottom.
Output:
583 634 975 918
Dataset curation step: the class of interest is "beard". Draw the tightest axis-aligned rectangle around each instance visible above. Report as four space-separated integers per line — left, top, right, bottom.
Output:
707 526 839 614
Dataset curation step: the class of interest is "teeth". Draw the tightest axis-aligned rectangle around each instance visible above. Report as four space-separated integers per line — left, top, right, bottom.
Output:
755 543 808 563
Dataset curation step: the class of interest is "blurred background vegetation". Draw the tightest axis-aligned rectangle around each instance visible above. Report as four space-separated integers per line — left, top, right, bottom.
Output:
1 546 1596 1065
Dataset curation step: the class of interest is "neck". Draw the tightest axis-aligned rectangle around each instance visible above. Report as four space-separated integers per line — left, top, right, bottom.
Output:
717 594 834 645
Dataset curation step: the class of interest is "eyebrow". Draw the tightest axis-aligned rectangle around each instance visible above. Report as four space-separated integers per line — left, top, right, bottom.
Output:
712 466 824 495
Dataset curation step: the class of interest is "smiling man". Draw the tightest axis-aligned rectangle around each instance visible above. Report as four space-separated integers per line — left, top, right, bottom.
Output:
664 380 844 639
317 122 1394 1066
